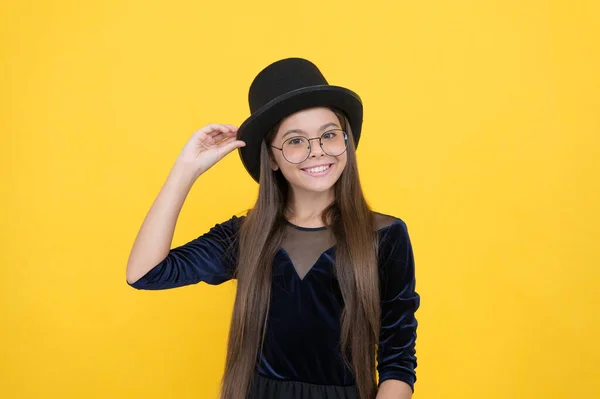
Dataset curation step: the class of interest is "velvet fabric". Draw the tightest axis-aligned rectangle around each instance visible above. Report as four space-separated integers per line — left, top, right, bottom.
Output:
128 215 419 392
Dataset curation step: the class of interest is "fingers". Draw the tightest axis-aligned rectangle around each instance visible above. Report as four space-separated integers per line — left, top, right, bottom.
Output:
221 124 239 131
212 130 238 143
216 138 246 158
195 124 238 138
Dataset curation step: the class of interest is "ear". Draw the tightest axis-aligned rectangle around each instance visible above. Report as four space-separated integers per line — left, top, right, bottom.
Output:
266 150 279 171
271 158 280 171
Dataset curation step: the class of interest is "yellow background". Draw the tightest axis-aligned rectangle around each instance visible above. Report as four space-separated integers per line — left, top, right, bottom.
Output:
1 0 598 398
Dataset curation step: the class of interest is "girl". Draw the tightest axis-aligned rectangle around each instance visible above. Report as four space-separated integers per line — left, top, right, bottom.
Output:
126 58 419 399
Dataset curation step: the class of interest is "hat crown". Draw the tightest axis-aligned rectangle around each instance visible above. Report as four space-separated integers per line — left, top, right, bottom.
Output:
248 58 329 114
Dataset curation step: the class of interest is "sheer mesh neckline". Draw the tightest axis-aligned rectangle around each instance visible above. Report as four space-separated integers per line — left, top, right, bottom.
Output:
280 212 400 280
284 219 328 232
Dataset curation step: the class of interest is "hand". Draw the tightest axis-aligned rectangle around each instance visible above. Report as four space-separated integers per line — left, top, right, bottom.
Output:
175 123 245 178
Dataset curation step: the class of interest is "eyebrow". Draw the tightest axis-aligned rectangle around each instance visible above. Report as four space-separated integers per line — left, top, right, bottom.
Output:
282 122 340 139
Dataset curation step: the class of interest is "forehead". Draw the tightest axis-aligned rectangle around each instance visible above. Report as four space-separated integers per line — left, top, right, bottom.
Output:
276 107 340 136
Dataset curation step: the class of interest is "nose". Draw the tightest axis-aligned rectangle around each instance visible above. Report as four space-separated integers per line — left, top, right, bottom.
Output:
308 138 325 158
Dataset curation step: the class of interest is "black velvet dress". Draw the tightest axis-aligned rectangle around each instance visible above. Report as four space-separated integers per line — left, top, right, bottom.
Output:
128 212 420 398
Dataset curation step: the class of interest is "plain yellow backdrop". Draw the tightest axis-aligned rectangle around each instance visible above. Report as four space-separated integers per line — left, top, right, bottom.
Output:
1 0 598 398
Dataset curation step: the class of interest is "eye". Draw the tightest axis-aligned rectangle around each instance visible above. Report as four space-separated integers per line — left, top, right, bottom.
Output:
286 137 305 145
322 131 337 140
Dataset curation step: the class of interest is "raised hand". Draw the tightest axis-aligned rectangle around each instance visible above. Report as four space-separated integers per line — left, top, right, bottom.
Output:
175 123 245 178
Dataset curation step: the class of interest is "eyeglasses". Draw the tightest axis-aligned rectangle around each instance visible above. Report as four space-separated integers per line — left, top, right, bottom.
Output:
270 129 348 164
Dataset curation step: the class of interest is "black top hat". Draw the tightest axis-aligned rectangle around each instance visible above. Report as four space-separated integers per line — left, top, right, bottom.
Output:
237 58 363 182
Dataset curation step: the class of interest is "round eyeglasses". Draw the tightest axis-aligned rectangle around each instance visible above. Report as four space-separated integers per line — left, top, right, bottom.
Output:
270 129 348 164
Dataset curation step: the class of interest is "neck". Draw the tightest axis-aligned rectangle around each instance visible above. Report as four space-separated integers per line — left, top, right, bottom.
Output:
286 187 335 228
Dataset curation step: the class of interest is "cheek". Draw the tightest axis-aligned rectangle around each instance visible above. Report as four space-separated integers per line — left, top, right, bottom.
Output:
271 151 285 170
337 154 348 172
275 156 298 178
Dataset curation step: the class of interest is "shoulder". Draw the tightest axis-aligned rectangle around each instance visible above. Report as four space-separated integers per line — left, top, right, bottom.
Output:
371 211 411 259
372 211 407 234
217 213 247 228
204 213 247 240
371 214 416 285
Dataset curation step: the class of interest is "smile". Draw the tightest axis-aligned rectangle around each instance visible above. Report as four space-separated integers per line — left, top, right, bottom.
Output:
301 163 333 176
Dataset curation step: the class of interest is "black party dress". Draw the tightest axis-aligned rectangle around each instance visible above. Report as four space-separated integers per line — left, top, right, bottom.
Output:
128 212 420 398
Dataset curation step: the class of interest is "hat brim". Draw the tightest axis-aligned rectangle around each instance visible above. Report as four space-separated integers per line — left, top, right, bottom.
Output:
237 85 363 182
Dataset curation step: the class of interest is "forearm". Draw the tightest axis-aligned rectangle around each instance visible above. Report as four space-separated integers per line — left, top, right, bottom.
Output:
376 379 413 399
126 162 197 284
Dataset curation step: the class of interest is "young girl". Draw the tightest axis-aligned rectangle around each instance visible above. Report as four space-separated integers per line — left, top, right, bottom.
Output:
126 58 419 399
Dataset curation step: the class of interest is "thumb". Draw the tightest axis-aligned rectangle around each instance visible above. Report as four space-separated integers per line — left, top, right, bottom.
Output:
216 140 246 160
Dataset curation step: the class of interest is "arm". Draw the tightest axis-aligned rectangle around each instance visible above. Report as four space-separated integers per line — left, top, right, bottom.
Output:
377 379 413 399
126 161 242 290
125 162 197 285
125 123 245 288
377 220 420 396
126 213 242 290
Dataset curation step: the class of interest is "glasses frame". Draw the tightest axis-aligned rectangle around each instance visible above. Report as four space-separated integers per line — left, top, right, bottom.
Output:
270 129 349 164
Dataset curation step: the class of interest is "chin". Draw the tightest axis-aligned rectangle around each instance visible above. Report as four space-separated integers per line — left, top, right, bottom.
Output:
295 172 342 193
299 182 336 194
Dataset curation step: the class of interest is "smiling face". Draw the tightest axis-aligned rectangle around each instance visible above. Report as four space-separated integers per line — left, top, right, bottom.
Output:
269 107 348 195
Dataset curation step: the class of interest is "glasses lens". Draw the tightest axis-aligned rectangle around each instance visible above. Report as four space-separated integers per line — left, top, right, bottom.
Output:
282 137 310 163
321 130 347 156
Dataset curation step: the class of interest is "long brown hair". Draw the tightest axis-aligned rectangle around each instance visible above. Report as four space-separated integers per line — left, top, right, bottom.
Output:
220 110 380 399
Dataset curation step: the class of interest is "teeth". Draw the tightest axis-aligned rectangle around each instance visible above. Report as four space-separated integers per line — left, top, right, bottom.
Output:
306 165 330 173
